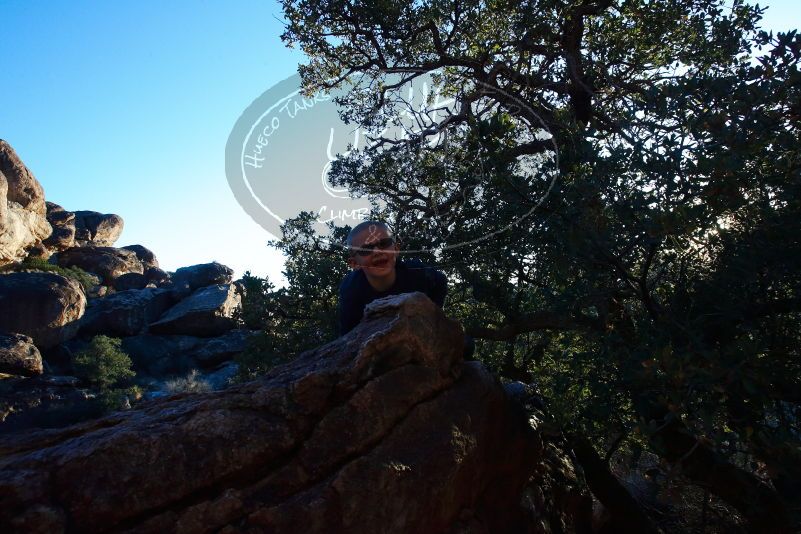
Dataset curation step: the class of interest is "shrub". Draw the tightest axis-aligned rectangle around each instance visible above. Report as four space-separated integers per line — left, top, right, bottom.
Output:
73 336 135 389
163 369 211 394
14 257 100 292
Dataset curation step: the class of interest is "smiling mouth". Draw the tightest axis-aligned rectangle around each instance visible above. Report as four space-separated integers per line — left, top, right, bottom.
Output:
371 257 391 268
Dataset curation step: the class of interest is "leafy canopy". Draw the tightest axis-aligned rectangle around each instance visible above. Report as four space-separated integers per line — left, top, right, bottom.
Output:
275 0 800 528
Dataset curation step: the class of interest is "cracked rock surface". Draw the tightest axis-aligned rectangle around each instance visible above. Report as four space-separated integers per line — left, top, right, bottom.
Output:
0 292 584 533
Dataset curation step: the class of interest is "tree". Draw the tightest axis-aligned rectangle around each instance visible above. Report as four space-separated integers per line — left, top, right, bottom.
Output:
74 335 135 390
278 0 801 528
236 214 351 379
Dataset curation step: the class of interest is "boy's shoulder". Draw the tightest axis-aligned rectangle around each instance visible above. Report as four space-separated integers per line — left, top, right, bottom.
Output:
339 268 367 295
396 258 446 287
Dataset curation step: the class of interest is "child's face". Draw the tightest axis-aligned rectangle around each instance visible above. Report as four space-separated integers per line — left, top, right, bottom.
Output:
347 226 400 279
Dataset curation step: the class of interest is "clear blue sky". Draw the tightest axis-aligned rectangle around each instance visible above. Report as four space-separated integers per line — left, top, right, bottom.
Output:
1 1 798 284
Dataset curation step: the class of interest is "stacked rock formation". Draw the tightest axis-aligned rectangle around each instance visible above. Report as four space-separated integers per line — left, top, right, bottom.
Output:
0 140 254 427
0 140 52 264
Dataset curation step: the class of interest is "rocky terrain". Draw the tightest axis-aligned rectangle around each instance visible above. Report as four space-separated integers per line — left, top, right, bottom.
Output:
0 293 592 533
0 139 258 430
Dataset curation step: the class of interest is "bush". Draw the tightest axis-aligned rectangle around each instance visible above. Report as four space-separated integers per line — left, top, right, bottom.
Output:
73 336 135 389
12 257 100 292
163 369 211 394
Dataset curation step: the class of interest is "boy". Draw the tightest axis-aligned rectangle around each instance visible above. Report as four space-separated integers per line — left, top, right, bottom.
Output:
337 220 448 336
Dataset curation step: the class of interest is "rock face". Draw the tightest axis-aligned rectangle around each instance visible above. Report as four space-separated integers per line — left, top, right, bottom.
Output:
121 334 203 376
120 329 256 377
0 374 88 431
0 333 43 376
170 261 233 292
42 202 76 252
112 272 148 291
191 328 255 367
148 283 241 337
0 141 52 266
145 267 170 286
79 287 176 337
73 210 124 247
121 244 159 269
0 140 46 216
0 272 86 349
0 292 590 533
55 246 144 284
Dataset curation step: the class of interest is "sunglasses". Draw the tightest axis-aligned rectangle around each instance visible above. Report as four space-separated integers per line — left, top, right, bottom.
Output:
352 237 396 257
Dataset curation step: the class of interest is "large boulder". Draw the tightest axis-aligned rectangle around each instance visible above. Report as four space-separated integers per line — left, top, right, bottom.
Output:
170 261 233 292
120 244 159 270
0 374 86 431
0 293 591 533
0 141 52 266
73 211 124 247
42 202 76 252
55 246 144 285
0 272 86 349
118 329 256 377
79 287 176 337
112 272 148 291
121 334 201 377
0 333 43 376
190 328 256 368
145 267 170 286
148 284 241 337
0 140 46 215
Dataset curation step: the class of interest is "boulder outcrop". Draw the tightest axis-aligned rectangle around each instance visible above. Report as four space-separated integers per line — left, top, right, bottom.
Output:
0 374 88 432
120 333 203 376
42 202 76 252
0 140 46 216
0 141 52 266
79 287 176 337
55 246 144 284
170 261 233 293
73 210 124 247
191 328 255 367
144 266 170 286
112 271 149 291
121 244 159 270
0 292 590 533
0 272 86 349
148 283 241 337
0 333 43 376
119 329 256 377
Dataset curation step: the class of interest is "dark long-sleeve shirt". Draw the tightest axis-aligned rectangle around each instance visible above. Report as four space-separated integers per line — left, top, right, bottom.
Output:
337 259 447 336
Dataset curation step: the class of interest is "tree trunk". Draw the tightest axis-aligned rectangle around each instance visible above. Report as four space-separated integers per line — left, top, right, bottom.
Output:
571 436 660 533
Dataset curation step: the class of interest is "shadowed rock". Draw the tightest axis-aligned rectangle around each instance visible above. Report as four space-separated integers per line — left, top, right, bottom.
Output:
55 246 144 284
0 333 43 376
145 266 170 286
112 272 149 291
119 329 256 377
191 328 256 367
170 261 233 293
121 333 200 376
121 244 159 270
148 284 241 337
73 211 124 247
79 287 176 337
42 202 76 252
0 272 86 349
0 292 589 533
